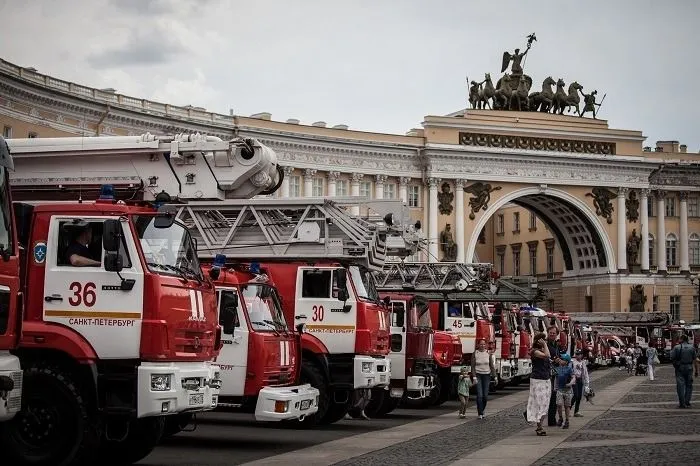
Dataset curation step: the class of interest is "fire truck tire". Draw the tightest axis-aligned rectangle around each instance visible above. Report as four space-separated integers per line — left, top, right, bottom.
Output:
361 388 391 418
0 364 101 466
298 361 329 427
321 398 351 424
99 417 165 465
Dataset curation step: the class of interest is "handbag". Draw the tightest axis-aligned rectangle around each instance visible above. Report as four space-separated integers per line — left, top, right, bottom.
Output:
653 353 660 365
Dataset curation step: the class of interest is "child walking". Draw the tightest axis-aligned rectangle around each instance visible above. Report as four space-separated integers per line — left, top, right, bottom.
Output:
457 366 471 418
554 353 576 429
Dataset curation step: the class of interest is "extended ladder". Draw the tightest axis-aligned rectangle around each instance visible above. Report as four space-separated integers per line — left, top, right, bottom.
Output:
373 262 540 303
567 312 671 327
159 197 420 270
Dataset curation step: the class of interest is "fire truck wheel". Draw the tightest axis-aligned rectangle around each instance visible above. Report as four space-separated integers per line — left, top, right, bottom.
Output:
298 361 329 427
362 388 388 418
0 364 101 466
99 417 165 465
321 399 351 424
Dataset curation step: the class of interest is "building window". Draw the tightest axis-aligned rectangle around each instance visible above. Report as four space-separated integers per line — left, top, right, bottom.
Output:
689 197 699 217
665 197 676 217
2 126 11 138
359 181 371 199
336 180 348 196
546 246 555 279
28 131 38 138
585 296 593 313
649 234 655 267
670 295 680 321
690 233 700 265
529 212 537 231
312 178 324 197
497 253 505 275
694 296 699 321
666 233 677 266
513 212 520 233
408 185 420 207
496 214 504 235
513 250 521 276
289 175 301 197
652 295 658 312
647 198 654 217
383 183 396 199
529 251 537 276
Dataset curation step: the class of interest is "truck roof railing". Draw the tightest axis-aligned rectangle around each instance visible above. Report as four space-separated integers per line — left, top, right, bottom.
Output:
159 197 419 270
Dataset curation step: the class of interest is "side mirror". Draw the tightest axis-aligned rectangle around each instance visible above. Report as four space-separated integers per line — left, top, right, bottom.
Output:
335 268 349 302
383 296 391 307
221 306 238 335
104 252 123 273
0 375 14 391
209 267 221 281
153 214 175 229
296 323 306 334
102 219 121 252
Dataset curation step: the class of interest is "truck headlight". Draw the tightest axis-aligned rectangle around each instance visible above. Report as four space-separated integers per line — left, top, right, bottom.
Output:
362 362 373 373
151 374 172 391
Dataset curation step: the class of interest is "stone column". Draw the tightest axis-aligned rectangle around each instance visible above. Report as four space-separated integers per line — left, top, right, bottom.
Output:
656 191 666 272
375 174 387 200
640 189 650 272
428 177 441 262
303 169 316 198
617 187 628 272
327 171 339 198
399 177 410 204
680 191 690 272
350 173 363 216
280 166 294 198
455 179 466 263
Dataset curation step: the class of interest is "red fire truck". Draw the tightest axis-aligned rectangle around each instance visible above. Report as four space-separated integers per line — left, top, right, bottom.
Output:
0 132 282 465
161 198 422 424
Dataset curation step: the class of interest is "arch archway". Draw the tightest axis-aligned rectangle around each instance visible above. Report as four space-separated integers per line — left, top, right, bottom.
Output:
466 187 616 275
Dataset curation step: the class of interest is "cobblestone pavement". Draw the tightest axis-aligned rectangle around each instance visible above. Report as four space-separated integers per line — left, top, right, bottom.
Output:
533 365 700 466
333 368 631 466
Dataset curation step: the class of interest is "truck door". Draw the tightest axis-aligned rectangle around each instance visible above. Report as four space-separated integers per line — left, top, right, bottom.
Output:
215 287 246 397
296 267 356 354
0 165 19 352
388 300 406 380
42 216 145 359
445 301 476 356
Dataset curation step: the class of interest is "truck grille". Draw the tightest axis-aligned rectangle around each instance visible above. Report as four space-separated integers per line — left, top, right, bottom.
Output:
7 371 22 411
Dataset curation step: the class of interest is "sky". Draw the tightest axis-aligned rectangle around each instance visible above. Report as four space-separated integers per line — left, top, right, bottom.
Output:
1 0 698 151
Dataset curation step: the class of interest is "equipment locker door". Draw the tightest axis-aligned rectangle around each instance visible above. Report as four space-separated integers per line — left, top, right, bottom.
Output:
215 287 247 397
42 216 145 359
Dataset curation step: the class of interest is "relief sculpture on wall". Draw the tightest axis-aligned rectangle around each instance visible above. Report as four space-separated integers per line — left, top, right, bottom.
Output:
585 187 615 224
464 182 502 220
438 182 454 215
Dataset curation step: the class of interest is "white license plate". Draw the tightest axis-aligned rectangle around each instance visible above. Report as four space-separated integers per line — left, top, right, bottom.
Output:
300 399 312 411
189 393 204 406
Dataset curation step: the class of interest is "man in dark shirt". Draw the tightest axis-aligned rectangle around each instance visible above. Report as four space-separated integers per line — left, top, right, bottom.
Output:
670 334 697 408
65 224 101 267
546 325 563 426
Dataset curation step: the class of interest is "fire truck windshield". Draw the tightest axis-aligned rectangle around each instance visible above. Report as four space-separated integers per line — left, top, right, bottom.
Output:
349 266 379 301
133 215 203 281
240 284 286 331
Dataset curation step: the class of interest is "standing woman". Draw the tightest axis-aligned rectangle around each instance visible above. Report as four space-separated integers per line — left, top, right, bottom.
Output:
471 339 496 419
526 332 552 436
646 342 659 381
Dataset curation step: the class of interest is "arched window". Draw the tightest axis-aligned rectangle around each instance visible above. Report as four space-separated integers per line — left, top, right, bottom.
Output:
666 233 677 266
690 233 700 266
649 234 655 266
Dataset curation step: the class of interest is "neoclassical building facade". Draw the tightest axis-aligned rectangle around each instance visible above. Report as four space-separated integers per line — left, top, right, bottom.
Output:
1 58 699 320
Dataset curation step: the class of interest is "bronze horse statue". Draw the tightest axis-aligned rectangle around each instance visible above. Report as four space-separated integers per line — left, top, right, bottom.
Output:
563 81 583 115
528 76 556 112
511 76 530 111
477 73 496 109
551 78 568 115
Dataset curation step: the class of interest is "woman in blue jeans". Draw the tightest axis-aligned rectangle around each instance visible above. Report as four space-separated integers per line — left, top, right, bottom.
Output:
470 339 496 419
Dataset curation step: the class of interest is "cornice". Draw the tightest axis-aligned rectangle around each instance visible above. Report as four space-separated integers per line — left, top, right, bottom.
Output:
422 119 646 143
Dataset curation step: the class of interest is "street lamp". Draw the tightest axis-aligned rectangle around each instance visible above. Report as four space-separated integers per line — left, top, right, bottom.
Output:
689 274 700 320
